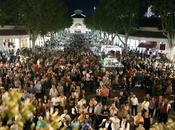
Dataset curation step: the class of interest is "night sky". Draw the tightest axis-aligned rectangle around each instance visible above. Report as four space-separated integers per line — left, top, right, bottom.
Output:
66 0 99 15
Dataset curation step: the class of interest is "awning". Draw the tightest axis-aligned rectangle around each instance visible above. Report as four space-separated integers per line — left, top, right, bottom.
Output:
138 41 157 48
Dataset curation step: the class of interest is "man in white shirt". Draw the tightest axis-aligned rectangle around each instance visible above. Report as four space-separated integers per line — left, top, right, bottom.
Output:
141 99 150 113
51 95 60 108
49 85 58 98
110 114 120 130
130 94 139 116
61 109 71 122
119 117 130 130
71 104 80 118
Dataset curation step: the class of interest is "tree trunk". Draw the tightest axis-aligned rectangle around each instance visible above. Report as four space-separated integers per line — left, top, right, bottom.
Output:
167 38 175 61
167 47 174 61
124 33 129 52
111 33 117 45
166 33 175 61
31 33 38 51
116 33 129 51
167 34 174 48
107 34 110 44
99 31 102 39
42 35 46 46
116 33 125 46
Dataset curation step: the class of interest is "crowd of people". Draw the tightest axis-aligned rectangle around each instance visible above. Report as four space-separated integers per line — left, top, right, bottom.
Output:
0 41 175 130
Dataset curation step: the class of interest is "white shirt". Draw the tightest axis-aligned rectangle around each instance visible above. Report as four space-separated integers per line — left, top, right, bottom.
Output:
51 97 60 106
110 117 120 130
131 97 139 106
101 119 111 129
94 105 102 115
71 107 79 115
141 101 150 111
49 88 58 98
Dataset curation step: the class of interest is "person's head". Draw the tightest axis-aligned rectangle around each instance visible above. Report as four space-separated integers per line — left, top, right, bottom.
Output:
104 105 108 109
44 96 47 100
137 112 142 116
85 114 89 119
52 84 56 89
146 94 150 98
159 95 163 100
151 97 155 101
144 97 149 101
64 109 68 114
111 102 115 108
120 91 124 96
164 98 168 103
38 116 43 120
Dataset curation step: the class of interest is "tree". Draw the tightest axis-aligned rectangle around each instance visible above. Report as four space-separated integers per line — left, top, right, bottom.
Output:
85 0 139 50
0 0 72 50
152 0 175 47
0 0 20 26
151 0 175 60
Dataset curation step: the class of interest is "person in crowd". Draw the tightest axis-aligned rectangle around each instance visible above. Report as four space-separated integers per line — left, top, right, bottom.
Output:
101 85 109 105
118 91 127 106
155 95 163 121
148 97 155 118
101 105 110 119
58 93 67 109
134 112 144 129
71 104 80 119
119 117 130 130
34 79 42 99
96 86 102 102
71 117 81 130
141 98 150 114
109 102 118 116
110 113 120 130
143 112 152 130
130 94 139 116
49 84 58 98
159 98 171 123
61 109 71 123
51 94 60 109
99 116 112 130
136 122 145 130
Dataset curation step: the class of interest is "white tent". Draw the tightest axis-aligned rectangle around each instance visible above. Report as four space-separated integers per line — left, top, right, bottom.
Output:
101 45 122 54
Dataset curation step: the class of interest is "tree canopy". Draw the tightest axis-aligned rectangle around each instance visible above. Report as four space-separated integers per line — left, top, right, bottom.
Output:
85 0 139 49
0 0 72 49
151 0 175 48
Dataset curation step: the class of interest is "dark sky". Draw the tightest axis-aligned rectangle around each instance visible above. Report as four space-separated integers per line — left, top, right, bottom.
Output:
66 0 99 15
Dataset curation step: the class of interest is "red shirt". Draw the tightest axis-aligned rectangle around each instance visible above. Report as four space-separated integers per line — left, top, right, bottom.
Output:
161 103 168 113
128 68 133 76
33 64 39 73
101 87 109 97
